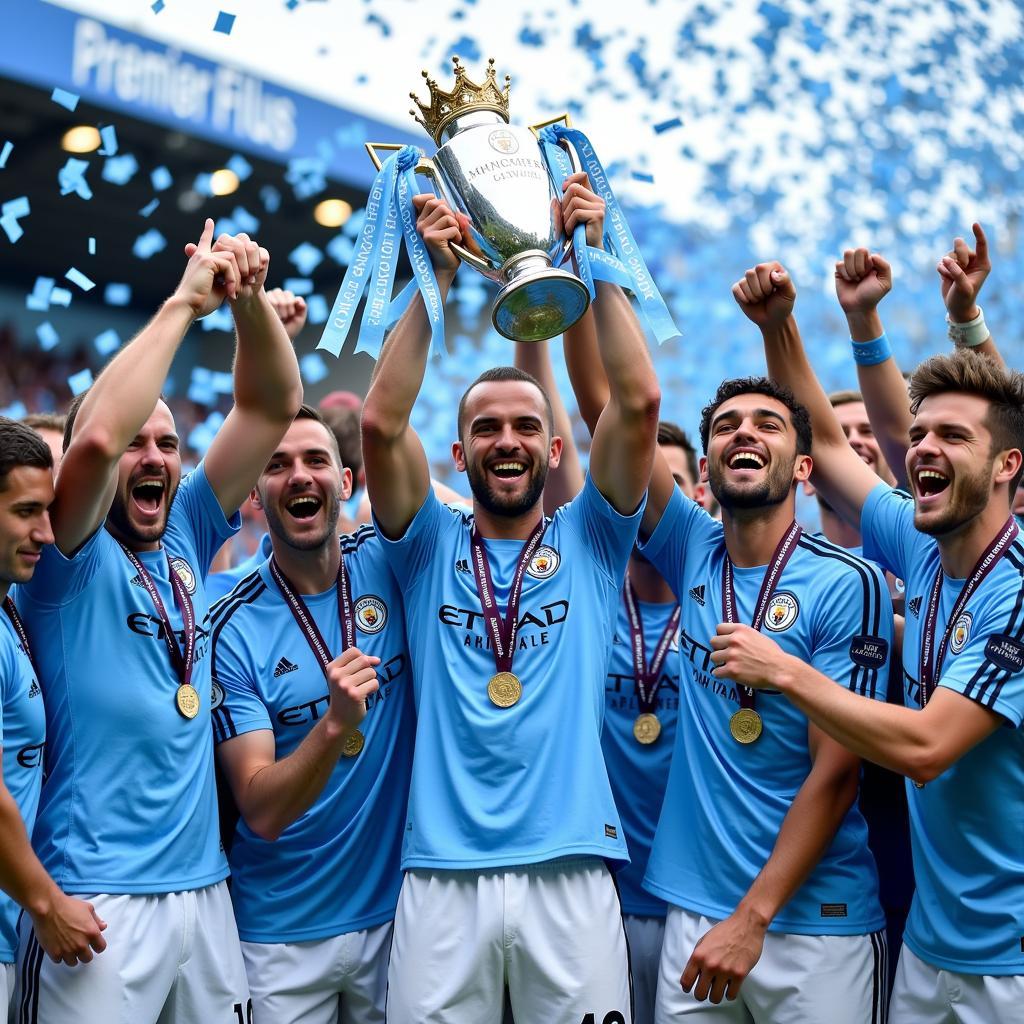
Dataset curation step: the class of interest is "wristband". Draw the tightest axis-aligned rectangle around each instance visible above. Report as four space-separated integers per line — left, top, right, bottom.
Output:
946 306 988 348
851 332 892 366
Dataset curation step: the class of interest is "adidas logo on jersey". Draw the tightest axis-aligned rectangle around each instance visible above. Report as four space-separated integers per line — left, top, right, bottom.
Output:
27 679 40 699
908 596 922 618
129 574 145 588
455 558 471 574
689 584 705 606
274 657 299 677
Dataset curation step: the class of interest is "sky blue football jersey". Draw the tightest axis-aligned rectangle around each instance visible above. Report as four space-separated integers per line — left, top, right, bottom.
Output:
641 487 890 935
210 527 415 943
375 475 642 869
17 463 239 893
862 483 1024 975
602 593 679 917
0 607 46 961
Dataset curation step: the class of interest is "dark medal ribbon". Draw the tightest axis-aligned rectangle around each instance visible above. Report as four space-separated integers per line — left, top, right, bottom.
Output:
119 543 198 720
469 519 546 708
3 597 37 672
623 578 680 745
269 553 365 757
720 520 803 744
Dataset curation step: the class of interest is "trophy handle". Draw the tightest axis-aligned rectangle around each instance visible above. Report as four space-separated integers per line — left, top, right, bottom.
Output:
528 114 581 263
364 143 491 274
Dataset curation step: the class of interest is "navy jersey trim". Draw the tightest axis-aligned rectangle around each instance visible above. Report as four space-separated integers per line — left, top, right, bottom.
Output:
798 534 885 699
212 703 238 743
339 523 377 554
209 570 264 626
18 929 43 1023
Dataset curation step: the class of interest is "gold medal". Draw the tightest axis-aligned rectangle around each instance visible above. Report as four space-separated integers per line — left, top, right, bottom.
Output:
342 729 365 758
633 712 662 745
487 672 522 708
176 683 200 720
730 707 762 744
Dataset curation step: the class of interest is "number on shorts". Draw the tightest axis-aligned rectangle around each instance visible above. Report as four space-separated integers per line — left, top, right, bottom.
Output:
232 1000 254 1024
580 1013 626 1024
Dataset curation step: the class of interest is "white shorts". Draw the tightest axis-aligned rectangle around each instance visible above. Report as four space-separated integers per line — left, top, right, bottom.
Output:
386 858 633 1023
15 881 249 1024
655 905 887 1023
241 920 392 1024
889 943 1024 1024
1 962 13 1024
625 915 665 1024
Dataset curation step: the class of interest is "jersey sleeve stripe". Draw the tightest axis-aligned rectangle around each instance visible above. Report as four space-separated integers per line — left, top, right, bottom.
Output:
212 704 238 742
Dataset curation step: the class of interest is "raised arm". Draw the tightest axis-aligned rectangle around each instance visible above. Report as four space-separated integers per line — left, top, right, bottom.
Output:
514 338 584 514
202 235 304 518
835 248 912 488
560 173 661 517
360 195 460 539
54 219 241 554
939 222 1004 366
735 262 880 529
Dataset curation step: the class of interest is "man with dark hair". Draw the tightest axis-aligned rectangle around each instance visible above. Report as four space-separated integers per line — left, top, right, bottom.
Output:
15 220 302 1021
210 404 413 1023
0 419 109 1018
361 173 660 1022
723 260 1024 1022
565 278 893 1021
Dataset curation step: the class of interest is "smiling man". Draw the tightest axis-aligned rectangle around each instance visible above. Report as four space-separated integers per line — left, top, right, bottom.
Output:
361 176 660 1023
722 260 1024 1023
209 405 414 1024
14 221 302 1022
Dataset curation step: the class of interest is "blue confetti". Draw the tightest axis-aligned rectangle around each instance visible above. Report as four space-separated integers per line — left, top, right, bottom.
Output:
449 36 481 62
0 402 28 420
300 353 330 384
214 11 236 34
67 369 94 397
260 185 281 213
194 172 213 196
3 196 29 219
102 154 139 186
152 0 165 11
289 242 323 276
211 371 234 395
26 277 54 312
51 88 79 112
199 306 233 333
36 322 59 351
49 287 72 308
0 214 23 243
282 277 314 295
653 117 683 134
133 228 167 260
231 205 260 234
104 283 131 306
88 236 96 255
59 157 92 199
326 233 354 266
151 165 173 191
227 154 253 181
93 329 121 356
519 25 544 46
139 198 160 217
0 141 11 168
66 267 95 292
305 294 328 324
98 124 118 156
631 171 655 183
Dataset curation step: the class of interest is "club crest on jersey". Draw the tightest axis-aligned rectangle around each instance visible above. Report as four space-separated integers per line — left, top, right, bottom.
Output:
355 595 387 634
950 612 972 655
764 592 799 632
526 546 560 579
169 557 197 595
210 681 225 711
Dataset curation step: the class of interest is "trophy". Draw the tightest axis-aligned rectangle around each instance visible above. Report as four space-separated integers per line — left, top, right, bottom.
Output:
367 56 590 343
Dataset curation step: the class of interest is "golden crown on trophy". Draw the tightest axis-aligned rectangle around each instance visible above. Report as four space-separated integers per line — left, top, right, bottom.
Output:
409 56 512 145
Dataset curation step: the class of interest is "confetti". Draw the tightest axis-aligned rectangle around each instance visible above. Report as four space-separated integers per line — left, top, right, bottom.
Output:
65 267 96 292
282 278 314 296
104 283 132 306
305 295 329 324
133 228 167 260
93 329 121 356
26 277 54 312
151 166 173 191
67 369 95 397
213 11 236 34
51 88 79 111
0 141 12 169
58 157 92 199
36 322 59 351
98 124 118 156
102 154 139 186
152 0 165 12
49 287 72 308
227 154 253 181
300 353 330 384
88 237 96 255
653 117 682 134
139 198 160 218
289 242 323 276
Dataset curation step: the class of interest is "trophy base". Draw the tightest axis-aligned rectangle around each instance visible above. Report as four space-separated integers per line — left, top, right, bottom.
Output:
492 261 590 343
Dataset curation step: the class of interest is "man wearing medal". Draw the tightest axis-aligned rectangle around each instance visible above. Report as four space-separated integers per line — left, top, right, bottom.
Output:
565 277 894 1022
729 259 1024 1022
360 175 660 1022
14 220 303 1021
209 404 414 1023
0 420 111 1020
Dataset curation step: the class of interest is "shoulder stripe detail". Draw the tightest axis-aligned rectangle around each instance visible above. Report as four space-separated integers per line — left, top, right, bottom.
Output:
209 571 264 624
798 535 885 698
212 704 238 743
339 524 377 553
209 577 267 679
972 575 1024 710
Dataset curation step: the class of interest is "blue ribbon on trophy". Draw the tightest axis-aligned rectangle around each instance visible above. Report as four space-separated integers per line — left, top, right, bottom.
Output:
538 124 679 344
318 145 446 361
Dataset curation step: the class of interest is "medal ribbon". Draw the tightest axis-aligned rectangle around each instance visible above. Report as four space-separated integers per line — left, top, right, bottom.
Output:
269 553 355 677
2 597 36 671
918 516 1018 706
470 519 546 675
119 544 195 690
622 579 680 714
720 521 803 711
